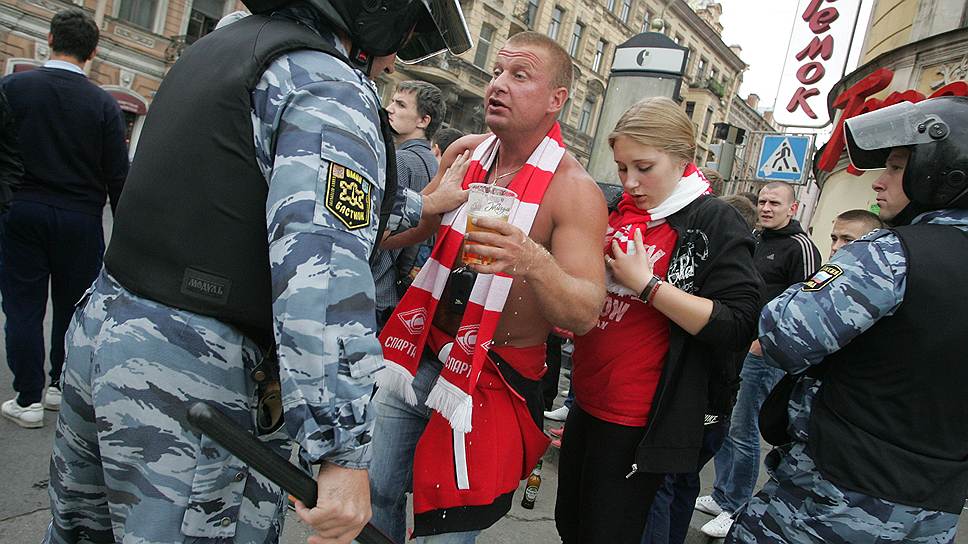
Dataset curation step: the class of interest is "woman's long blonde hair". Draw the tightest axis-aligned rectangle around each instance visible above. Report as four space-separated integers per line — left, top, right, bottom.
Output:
608 97 697 164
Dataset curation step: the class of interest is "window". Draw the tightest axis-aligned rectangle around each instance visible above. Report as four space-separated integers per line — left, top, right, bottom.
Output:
526 0 540 27
474 24 495 69
568 21 584 57
711 68 720 84
186 0 224 44
620 0 632 23
592 39 607 73
578 97 596 134
607 0 616 11
702 107 713 138
642 10 653 32
674 34 684 45
560 98 572 122
548 6 563 40
685 101 696 120
117 0 158 29
697 57 708 80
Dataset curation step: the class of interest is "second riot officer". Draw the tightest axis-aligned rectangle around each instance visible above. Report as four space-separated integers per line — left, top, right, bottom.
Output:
727 96 968 543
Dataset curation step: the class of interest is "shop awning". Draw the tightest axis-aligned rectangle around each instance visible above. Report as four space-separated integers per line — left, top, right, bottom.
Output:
107 90 148 115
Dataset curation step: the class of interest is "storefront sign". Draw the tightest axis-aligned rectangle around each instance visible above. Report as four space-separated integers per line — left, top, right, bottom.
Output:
817 68 968 174
773 0 862 127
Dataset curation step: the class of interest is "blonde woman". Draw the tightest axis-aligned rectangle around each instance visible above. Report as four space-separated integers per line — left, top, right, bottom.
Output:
554 98 760 543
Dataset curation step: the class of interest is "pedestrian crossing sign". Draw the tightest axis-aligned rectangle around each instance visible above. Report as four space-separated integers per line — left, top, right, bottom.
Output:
756 134 813 184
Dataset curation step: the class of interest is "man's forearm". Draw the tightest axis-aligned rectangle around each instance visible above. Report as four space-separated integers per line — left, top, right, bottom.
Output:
524 244 603 335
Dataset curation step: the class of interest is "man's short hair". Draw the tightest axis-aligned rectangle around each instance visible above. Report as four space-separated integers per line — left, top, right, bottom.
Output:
836 209 883 231
739 191 758 208
721 194 757 229
50 9 99 62
432 127 464 155
761 181 796 203
505 31 573 93
396 80 446 139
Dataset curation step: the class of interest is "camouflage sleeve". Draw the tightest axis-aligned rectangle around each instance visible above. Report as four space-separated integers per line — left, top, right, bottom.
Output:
386 185 423 233
253 51 386 469
759 230 907 374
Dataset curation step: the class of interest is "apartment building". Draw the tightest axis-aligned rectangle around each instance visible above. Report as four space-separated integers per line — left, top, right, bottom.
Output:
382 0 749 166
2 0 759 168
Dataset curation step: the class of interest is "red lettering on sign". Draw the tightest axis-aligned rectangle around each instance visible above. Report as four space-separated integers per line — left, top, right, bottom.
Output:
808 7 839 34
817 68 968 174
817 68 893 172
786 87 821 119
780 0 844 125
931 81 968 97
797 62 826 85
801 0 824 20
796 35 834 61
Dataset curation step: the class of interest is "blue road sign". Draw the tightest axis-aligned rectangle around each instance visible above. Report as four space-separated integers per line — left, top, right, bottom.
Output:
756 134 812 183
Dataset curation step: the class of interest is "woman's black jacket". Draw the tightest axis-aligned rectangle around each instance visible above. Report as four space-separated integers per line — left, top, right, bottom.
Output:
633 194 761 475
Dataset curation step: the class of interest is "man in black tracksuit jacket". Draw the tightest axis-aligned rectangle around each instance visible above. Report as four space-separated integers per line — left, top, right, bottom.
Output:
696 181 820 538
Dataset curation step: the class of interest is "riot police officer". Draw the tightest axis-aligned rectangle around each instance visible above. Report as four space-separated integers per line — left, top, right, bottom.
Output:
728 96 968 543
45 2 470 543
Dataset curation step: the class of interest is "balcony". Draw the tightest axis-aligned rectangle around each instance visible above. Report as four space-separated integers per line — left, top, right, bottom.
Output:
559 122 593 153
705 77 726 98
512 1 539 29
164 35 189 63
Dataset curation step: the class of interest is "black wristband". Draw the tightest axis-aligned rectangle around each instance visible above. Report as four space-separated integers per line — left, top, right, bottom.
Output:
639 276 660 302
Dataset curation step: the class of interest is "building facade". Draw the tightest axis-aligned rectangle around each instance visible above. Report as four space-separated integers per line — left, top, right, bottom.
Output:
1 0 244 156
381 0 749 169
808 0 968 256
2 0 761 173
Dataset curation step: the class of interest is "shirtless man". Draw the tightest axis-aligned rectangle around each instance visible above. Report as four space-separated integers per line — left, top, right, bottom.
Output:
370 31 607 543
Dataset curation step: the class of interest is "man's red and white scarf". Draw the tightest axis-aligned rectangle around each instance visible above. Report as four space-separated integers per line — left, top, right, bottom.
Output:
605 163 712 296
378 123 565 432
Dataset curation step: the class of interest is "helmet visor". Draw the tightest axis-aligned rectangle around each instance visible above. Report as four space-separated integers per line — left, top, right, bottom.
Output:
397 0 472 63
844 101 944 170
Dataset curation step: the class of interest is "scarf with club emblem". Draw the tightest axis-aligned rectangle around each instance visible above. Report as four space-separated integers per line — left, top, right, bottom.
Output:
377 123 565 433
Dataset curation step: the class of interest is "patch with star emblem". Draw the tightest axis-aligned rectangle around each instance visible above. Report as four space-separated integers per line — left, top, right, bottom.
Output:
325 163 371 230
802 264 844 291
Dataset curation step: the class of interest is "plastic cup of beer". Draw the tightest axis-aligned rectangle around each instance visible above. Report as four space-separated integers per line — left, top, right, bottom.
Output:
462 183 517 266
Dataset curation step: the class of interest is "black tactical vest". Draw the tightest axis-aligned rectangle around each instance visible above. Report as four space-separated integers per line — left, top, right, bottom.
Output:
809 223 968 513
104 14 396 349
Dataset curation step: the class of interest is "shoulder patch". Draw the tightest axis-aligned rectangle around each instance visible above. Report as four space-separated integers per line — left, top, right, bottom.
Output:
325 163 371 230
802 263 844 292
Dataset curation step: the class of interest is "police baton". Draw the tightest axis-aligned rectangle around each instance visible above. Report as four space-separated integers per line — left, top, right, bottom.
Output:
186 402 394 544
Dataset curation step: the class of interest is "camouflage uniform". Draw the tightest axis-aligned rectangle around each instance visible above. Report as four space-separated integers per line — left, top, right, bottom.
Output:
45 18 422 544
726 209 968 544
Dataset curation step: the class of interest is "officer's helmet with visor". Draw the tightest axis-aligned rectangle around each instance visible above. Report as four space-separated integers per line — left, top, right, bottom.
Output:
844 96 968 210
239 0 471 64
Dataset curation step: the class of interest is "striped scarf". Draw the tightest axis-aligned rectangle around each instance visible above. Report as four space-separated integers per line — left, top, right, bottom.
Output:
605 163 712 296
378 123 565 432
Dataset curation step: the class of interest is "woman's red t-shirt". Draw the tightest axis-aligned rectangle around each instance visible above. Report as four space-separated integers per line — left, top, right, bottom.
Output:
572 221 678 427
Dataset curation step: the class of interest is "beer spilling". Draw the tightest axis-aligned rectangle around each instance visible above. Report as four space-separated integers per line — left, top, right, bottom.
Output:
462 183 517 266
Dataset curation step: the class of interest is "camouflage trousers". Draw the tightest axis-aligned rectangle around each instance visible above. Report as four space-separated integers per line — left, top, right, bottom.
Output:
44 271 292 543
726 441 959 544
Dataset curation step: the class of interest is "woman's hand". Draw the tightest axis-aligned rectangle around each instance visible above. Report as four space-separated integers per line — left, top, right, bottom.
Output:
607 228 652 294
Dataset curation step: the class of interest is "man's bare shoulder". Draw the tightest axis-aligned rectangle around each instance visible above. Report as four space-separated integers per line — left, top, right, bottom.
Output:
547 152 607 214
446 133 490 158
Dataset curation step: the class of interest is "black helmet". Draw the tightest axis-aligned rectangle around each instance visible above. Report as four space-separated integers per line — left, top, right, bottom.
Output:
242 0 471 63
844 96 968 210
